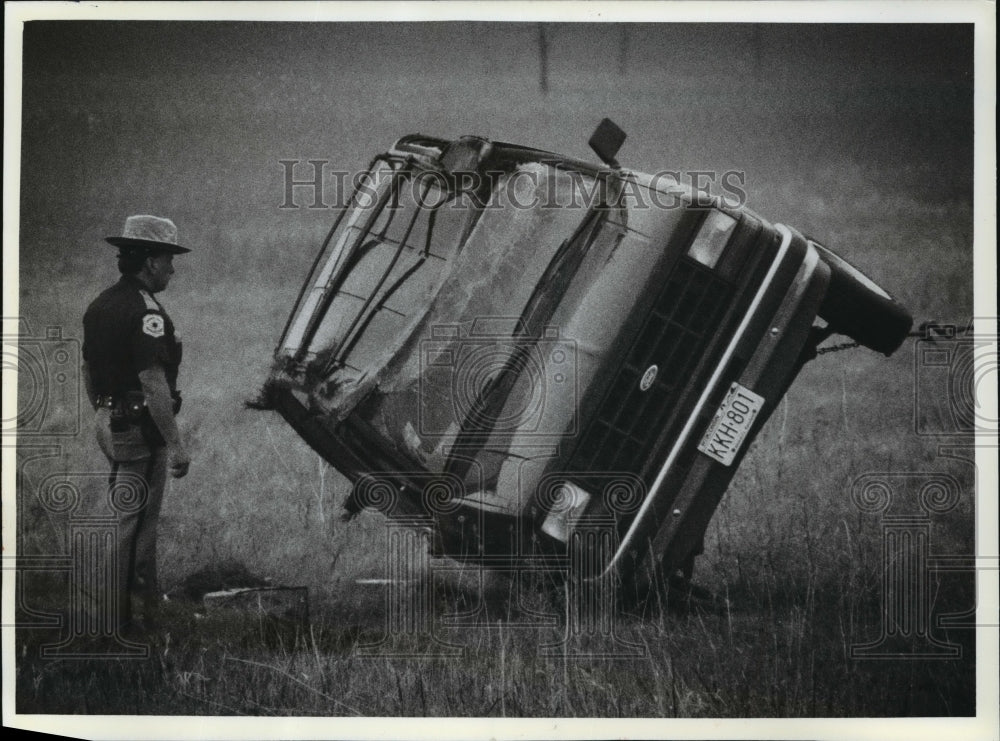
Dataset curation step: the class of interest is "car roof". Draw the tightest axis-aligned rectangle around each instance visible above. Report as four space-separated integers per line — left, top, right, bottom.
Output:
388 132 759 221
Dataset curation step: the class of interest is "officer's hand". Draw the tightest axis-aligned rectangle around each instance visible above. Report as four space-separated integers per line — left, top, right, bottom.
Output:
168 444 191 479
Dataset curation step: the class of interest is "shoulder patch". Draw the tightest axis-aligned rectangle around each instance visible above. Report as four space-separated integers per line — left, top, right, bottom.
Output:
140 290 159 311
142 313 165 338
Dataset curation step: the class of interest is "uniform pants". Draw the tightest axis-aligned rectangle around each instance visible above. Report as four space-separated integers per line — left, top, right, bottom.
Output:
95 408 167 627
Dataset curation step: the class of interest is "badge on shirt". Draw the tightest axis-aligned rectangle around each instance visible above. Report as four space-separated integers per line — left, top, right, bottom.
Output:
142 313 165 338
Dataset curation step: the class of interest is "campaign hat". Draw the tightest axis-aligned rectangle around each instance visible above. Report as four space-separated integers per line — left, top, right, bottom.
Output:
106 214 190 254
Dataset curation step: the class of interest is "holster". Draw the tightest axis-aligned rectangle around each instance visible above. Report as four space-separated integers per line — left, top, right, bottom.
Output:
108 390 148 432
106 390 181 445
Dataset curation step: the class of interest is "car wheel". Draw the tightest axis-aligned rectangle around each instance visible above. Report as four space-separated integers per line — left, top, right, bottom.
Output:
812 240 913 355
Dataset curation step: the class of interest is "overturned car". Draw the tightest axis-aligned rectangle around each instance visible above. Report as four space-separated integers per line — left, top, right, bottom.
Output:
261 120 912 601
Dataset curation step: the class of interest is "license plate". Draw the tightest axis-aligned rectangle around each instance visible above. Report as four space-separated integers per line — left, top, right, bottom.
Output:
697 383 765 466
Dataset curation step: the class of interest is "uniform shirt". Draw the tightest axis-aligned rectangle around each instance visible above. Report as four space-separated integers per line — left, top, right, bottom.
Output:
83 274 181 398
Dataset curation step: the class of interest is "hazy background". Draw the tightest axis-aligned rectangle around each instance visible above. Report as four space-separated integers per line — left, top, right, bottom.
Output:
12 21 978 716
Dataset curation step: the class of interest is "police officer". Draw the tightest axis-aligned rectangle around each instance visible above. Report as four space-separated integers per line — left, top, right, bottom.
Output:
83 214 191 632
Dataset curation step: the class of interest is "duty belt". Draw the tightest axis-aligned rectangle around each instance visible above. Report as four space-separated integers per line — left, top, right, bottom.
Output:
95 393 145 416
95 390 182 416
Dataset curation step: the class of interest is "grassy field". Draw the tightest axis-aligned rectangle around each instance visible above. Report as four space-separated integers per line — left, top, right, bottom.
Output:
11 22 978 719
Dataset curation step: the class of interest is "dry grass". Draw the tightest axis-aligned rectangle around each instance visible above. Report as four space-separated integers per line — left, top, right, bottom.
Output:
15 551 975 717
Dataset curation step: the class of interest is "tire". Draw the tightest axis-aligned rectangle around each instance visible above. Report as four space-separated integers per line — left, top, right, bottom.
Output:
812 240 913 356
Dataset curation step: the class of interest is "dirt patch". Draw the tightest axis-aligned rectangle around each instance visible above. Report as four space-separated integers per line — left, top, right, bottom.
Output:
168 559 270 601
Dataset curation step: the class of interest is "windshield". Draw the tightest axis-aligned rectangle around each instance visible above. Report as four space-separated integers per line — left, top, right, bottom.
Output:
278 157 603 466
280 159 476 369
350 164 597 464
280 160 396 355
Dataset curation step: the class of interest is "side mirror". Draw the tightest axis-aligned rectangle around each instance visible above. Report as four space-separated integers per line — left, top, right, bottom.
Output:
588 118 627 168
